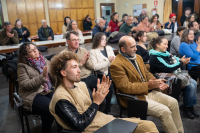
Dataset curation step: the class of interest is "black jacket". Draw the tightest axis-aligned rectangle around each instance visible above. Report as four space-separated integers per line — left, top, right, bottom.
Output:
149 49 183 74
38 26 54 41
13 27 30 43
180 15 187 26
136 45 149 62
83 20 92 31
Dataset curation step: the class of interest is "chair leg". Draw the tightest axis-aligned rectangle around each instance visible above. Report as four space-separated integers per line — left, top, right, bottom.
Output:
17 107 25 133
25 115 31 133
19 114 25 133
120 107 122 118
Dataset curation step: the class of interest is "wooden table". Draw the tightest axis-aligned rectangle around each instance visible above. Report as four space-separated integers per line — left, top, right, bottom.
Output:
0 39 66 53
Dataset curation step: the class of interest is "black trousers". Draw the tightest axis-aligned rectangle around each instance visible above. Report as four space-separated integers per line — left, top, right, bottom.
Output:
81 74 113 114
32 89 55 133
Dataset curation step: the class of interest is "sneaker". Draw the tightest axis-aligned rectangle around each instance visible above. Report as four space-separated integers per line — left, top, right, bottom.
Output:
180 104 195 119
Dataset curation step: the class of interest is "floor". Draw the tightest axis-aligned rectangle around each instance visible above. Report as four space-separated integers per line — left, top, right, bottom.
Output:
0 71 200 133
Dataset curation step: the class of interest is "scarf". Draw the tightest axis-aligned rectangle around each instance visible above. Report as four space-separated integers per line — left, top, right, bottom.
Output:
27 55 51 92
119 50 145 82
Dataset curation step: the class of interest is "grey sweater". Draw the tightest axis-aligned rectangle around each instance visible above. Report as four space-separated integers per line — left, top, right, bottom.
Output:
170 36 181 54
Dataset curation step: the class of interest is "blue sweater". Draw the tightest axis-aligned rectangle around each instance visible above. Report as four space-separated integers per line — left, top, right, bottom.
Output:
179 42 200 70
164 22 179 33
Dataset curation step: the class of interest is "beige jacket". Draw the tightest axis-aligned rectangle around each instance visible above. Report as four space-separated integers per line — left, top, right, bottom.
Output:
61 47 93 79
49 82 115 133
63 30 85 44
90 45 115 75
17 58 55 112
62 25 68 34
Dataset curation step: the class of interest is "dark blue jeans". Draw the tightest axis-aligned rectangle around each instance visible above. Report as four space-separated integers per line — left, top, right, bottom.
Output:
182 79 197 107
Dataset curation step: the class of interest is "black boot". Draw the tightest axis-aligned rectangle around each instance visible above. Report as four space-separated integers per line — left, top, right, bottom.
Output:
180 104 195 119
190 106 199 118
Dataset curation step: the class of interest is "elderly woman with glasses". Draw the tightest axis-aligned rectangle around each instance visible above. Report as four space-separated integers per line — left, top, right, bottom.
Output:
66 20 85 44
17 42 55 133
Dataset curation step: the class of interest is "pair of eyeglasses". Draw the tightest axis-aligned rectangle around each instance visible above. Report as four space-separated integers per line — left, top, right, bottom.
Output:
71 39 80 42
28 47 38 53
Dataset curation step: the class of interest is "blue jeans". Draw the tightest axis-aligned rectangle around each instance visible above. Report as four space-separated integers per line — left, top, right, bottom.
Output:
182 79 197 107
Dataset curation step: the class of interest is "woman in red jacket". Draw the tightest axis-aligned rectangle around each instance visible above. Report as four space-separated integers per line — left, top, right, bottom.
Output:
108 12 123 32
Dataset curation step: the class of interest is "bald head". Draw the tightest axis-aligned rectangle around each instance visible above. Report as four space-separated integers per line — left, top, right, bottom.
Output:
41 19 47 28
119 36 137 57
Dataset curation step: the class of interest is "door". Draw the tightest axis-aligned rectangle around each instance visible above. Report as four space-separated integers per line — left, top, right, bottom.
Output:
100 3 115 23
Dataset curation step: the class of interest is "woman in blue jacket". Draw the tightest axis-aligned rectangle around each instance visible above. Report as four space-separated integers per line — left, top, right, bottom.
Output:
179 29 200 80
149 36 198 119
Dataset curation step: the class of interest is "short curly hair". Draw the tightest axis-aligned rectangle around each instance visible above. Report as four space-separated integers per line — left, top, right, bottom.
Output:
50 51 79 88
92 32 107 49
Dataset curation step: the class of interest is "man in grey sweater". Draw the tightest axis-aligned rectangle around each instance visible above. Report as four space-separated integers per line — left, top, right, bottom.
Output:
170 26 186 54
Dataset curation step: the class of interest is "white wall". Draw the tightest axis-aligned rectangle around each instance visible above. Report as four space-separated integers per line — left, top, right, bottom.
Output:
116 0 164 23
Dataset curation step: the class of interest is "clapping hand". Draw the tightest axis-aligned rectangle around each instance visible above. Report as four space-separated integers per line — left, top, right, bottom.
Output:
180 55 191 66
92 75 112 105
108 56 115 63
42 66 48 78
148 77 168 90
80 51 90 66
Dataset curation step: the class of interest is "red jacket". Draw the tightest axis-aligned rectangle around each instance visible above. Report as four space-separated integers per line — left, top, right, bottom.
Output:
109 20 120 32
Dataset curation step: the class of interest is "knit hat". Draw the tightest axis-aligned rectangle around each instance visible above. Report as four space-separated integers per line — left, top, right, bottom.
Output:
169 13 176 19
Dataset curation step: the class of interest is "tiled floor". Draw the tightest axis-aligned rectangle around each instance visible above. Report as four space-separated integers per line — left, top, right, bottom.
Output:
0 73 200 133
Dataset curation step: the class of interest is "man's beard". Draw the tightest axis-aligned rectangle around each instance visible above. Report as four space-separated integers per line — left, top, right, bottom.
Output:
100 25 105 29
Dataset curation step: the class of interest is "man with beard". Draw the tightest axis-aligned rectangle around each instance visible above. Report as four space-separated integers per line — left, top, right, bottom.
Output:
49 51 159 133
92 18 111 41
119 15 136 35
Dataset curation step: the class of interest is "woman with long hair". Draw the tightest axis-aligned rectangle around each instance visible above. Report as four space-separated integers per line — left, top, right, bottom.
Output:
179 29 200 80
62 16 70 33
135 31 149 62
66 20 85 44
13 19 30 43
150 15 161 31
108 12 123 32
149 36 198 119
183 14 195 28
90 32 115 114
17 42 55 133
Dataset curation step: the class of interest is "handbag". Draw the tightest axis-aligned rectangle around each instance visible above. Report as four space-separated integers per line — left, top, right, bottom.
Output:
171 55 191 88
146 32 158 41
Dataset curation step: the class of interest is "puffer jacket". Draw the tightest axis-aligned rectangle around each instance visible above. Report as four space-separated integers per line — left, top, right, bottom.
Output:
149 49 183 74
17 58 55 112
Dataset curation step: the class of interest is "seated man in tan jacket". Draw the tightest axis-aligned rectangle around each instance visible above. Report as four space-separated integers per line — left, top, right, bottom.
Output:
49 51 159 133
61 31 112 114
110 36 184 133
0 22 19 46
